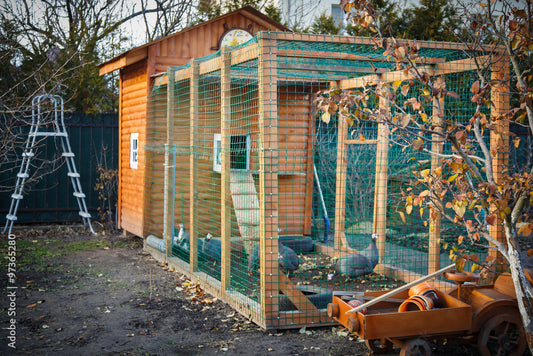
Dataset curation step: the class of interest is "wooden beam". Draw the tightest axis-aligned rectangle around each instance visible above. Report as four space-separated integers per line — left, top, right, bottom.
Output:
278 273 320 315
258 33 280 327
276 310 333 329
278 49 443 65
272 32 504 53
334 94 348 252
199 56 222 75
345 139 378 145
220 49 232 295
230 43 260 66
335 55 492 89
279 61 388 74
99 47 148 75
189 60 200 273
489 56 510 274
428 90 445 274
117 71 123 229
303 94 316 235
373 95 390 269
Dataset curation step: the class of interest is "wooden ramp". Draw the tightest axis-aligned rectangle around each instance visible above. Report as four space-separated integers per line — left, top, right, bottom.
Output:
230 171 260 255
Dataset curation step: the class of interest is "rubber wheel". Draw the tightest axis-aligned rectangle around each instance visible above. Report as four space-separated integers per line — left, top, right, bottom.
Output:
365 338 392 354
477 313 526 356
400 338 431 356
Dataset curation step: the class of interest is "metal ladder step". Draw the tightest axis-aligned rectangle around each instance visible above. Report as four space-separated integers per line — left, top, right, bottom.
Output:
73 192 86 198
30 132 68 137
22 152 34 157
17 173 29 178
6 214 17 221
68 172 80 178
62 152 75 157
11 194 23 200
79 212 91 218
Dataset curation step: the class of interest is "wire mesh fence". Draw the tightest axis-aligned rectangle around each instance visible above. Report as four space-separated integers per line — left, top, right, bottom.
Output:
142 32 521 329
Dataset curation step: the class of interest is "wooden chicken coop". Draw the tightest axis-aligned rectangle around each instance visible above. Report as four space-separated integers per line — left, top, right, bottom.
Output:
98 7 288 238
101 10 514 330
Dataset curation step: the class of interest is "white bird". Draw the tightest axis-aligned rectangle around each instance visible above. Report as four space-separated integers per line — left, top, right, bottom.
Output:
335 234 379 278
174 223 191 253
200 233 221 261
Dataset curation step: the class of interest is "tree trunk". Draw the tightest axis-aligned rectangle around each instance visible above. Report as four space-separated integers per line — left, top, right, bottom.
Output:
506 240 533 352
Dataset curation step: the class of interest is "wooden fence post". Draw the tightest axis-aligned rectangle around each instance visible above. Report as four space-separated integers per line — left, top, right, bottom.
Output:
220 49 231 294
258 32 279 327
189 60 200 272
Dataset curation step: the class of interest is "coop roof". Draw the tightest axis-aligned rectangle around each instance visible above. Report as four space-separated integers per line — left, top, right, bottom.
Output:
151 32 499 89
99 6 289 76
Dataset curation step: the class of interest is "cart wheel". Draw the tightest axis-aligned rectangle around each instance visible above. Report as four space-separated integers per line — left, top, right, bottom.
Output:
399 338 431 356
477 313 526 356
365 338 392 354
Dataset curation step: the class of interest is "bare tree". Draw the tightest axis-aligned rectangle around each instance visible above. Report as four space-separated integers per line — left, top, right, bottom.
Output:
0 0 196 113
317 0 533 350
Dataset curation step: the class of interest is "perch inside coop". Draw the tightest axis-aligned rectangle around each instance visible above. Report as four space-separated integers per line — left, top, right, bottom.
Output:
142 32 510 329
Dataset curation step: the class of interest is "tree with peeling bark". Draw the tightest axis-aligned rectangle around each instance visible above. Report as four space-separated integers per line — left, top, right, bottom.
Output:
317 0 533 351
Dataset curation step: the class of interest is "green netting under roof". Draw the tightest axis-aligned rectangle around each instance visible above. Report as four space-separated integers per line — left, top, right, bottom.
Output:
142 31 516 329
275 36 482 61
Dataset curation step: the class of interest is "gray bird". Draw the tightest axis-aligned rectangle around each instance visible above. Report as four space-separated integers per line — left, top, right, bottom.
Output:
248 243 299 273
335 234 379 278
279 236 314 254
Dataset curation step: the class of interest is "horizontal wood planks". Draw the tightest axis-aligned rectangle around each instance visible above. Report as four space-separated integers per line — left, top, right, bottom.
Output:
120 60 148 237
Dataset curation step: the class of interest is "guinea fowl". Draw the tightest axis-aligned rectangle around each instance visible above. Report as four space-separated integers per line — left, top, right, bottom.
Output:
248 243 299 273
335 234 379 278
278 236 314 254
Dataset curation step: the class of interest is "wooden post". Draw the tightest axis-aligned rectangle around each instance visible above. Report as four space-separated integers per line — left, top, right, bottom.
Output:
189 60 200 272
163 67 176 259
490 56 510 274
258 32 279 327
373 94 390 267
429 88 445 273
303 92 316 236
334 95 348 252
117 71 123 230
220 49 231 294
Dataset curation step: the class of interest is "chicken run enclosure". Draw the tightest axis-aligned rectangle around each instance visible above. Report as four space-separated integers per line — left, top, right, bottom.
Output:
143 32 512 329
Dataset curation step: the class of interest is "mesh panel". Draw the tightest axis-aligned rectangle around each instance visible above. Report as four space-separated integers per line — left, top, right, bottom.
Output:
143 32 515 329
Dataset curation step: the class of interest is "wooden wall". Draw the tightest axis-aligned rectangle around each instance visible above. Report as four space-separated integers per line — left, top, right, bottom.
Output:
120 60 148 236
277 86 315 235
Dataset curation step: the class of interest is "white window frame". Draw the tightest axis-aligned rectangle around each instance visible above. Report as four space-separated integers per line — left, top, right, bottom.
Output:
213 133 250 173
130 133 139 169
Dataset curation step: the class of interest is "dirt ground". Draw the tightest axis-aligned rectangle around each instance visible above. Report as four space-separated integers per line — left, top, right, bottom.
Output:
1 226 480 355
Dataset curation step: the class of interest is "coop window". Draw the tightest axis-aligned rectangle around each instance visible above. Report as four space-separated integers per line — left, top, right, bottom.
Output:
213 133 250 173
130 133 138 169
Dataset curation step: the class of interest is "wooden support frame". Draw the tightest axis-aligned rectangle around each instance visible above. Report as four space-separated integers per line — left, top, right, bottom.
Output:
334 55 492 89
140 32 513 330
489 56 510 274
189 60 200 272
220 49 232 295
428 90 445 274
373 95 390 270
258 32 280 326
334 99 349 254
